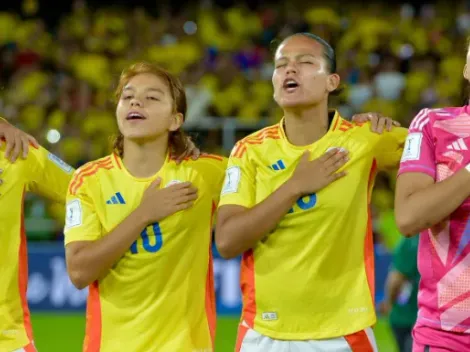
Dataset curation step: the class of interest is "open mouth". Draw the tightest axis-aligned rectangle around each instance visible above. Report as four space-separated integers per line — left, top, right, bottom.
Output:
126 112 146 120
283 78 299 92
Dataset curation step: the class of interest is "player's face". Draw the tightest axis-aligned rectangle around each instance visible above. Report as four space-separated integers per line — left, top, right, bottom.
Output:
116 73 181 141
272 36 339 109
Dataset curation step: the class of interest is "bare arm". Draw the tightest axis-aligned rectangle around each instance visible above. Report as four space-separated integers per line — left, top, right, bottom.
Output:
384 270 406 306
215 181 299 259
395 170 470 236
379 270 407 315
66 209 147 289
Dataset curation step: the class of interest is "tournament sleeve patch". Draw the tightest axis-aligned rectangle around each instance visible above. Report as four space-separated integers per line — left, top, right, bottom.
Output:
65 199 82 229
221 166 241 195
48 153 73 174
401 132 423 162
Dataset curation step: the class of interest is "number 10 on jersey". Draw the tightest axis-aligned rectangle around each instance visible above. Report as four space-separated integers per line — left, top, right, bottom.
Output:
130 223 163 254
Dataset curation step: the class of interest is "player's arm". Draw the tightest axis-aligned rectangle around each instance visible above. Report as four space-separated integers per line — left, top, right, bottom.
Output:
373 125 408 171
27 147 75 204
380 238 414 314
65 177 197 289
215 145 348 259
395 110 470 236
0 116 38 162
190 154 228 204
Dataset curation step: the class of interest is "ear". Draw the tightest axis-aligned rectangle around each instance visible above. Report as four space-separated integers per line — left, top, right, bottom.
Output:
464 64 469 81
169 113 184 132
326 73 340 93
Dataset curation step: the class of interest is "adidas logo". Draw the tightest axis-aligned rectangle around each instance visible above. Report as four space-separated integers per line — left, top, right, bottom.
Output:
270 160 286 171
106 192 126 205
447 139 468 151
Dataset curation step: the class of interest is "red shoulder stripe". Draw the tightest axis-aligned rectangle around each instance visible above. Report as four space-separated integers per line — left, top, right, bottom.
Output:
69 158 113 195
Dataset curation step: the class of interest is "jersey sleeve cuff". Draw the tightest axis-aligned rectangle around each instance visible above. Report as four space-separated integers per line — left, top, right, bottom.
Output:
218 199 253 209
397 164 436 179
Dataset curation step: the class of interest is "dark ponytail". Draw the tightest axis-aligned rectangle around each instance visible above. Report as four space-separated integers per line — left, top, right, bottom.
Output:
113 133 124 158
169 129 189 158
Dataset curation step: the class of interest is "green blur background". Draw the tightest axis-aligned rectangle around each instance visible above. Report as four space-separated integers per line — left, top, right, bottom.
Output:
32 314 398 351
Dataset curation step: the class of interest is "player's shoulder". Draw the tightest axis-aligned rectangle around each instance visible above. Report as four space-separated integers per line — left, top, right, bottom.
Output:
19 144 74 175
174 153 228 175
69 154 117 195
171 152 226 164
239 123 281 144
333 116 372 137
231 123 281 158
410 106 466 131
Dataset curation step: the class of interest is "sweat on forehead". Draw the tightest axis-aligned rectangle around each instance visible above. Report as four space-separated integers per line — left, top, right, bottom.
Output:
276 35 323 55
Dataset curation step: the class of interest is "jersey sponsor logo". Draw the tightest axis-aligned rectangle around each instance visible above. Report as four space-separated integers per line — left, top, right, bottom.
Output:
221 166 241 195
446 138 468 151
48 153 73 174
270 159 286 170
105 192 126 205
65 199 82 229
401 132 423 161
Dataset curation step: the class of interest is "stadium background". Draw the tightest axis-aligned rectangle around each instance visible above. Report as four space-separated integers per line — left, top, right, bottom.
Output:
2 0 469 350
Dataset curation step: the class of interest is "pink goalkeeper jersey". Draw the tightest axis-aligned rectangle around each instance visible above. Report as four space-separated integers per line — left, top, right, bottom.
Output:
399 106 470 350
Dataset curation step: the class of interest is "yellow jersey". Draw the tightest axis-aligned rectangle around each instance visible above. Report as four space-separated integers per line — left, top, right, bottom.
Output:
219 111 407 340
0 145 73 351
64 152 227 352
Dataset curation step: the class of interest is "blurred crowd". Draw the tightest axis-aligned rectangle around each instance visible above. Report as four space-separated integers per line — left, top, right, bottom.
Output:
3 0 470 242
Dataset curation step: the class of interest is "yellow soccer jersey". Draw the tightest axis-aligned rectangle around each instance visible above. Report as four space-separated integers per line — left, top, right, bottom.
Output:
0 145 73 352
64 152 227 352
219 111 407 340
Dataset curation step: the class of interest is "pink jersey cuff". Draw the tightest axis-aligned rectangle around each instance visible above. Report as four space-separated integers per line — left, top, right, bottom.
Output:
397 164 436 180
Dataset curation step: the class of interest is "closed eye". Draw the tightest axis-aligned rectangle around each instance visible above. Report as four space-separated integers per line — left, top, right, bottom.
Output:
147 97 159 101
122 95 132 100
275 63 287 69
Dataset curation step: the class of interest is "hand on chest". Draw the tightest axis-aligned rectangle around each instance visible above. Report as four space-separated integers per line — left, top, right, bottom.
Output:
254 146 371 216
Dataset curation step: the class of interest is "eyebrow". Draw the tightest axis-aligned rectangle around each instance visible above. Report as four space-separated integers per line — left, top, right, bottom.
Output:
123 87 165 94
275 54 317 61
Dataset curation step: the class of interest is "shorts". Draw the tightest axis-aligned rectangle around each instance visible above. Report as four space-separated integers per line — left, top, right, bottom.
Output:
391 325 412 352
236 321 378 352
413 322 470 352
11 341 37 352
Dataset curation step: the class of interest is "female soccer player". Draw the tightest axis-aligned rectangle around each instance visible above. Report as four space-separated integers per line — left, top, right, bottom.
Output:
0 118 73 352
63 62 227 352
395 45 470 351
215 33 407 351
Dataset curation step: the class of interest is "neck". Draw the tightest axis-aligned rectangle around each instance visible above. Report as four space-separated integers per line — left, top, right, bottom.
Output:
283 102 331 146
122 136 168 178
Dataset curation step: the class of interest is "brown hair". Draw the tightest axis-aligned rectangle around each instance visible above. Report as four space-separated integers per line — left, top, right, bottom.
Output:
112 62 189 158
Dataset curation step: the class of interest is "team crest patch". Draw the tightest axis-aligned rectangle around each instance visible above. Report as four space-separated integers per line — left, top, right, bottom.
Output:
326 147 347 153
166 180 183 187
221 166 241 195
65 199 82 228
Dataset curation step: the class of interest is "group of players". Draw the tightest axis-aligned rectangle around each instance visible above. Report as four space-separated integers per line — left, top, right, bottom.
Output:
1 31 470 352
